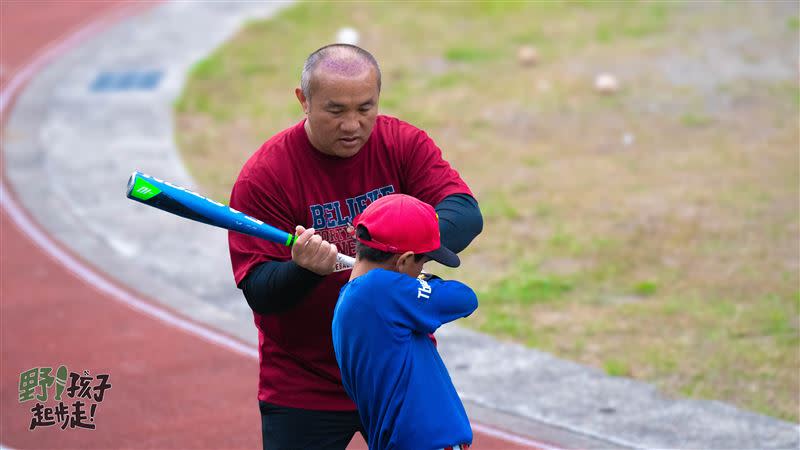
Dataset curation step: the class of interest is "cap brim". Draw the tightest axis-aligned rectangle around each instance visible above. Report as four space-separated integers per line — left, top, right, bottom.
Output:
424 246 460 268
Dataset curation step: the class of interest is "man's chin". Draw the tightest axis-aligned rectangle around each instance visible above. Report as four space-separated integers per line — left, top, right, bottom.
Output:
330 142 363 158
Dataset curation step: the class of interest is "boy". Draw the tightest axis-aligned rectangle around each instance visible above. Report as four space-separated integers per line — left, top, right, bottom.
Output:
332 194 478 450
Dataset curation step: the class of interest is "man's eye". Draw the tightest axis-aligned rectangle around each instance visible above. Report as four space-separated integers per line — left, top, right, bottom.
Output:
359 106 372 112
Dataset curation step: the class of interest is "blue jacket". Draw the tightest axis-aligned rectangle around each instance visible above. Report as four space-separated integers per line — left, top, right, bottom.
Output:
332 269 478 450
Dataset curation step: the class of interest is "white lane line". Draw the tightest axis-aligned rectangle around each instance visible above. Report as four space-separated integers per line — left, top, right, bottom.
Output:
0 3 258 361
1 183 259 360
0 3 558 449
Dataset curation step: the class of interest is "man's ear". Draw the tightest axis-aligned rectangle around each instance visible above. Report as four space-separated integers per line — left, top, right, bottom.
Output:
395 251 417 273
295 88 309 114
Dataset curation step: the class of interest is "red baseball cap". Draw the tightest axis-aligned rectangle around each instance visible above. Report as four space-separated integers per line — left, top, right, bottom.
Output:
353 194 460 268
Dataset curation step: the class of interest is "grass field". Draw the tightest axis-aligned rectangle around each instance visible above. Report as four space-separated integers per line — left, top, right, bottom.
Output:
174 1 800 421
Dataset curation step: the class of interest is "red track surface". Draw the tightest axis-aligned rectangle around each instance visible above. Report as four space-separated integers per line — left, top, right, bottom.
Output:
0 3 540 449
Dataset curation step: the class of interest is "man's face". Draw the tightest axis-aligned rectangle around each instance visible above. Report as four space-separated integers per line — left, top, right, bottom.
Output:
296 67 379 158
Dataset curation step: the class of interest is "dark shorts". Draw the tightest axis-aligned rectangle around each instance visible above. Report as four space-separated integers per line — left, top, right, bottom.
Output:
259 401 366 450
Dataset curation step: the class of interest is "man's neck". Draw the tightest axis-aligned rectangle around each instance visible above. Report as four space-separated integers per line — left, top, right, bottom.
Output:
303 119 319 151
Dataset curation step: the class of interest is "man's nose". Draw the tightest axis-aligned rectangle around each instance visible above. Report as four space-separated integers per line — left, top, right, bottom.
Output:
340 114 360 133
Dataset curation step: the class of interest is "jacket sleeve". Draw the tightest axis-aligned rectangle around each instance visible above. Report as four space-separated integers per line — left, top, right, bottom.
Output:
384 273 479 335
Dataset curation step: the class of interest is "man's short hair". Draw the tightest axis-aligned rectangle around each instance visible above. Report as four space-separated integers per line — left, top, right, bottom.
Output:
355 225 425 264
301 44 382 100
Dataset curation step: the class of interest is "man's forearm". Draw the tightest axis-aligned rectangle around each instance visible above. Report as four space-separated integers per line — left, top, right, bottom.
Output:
435 193 483 254
239 260 324 314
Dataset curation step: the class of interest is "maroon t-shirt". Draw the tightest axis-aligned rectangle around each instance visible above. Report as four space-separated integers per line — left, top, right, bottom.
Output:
229 115 472 410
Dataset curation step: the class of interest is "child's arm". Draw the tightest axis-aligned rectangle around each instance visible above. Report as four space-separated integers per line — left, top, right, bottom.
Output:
386 272 478 335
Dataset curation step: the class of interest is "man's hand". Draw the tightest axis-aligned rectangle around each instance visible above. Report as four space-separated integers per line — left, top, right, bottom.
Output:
291 225 338 276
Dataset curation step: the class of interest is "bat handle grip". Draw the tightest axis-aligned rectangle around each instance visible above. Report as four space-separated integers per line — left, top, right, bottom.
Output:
336 253 355 268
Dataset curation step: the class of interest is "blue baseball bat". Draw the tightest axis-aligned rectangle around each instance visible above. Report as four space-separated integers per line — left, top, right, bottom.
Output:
126 171 355 267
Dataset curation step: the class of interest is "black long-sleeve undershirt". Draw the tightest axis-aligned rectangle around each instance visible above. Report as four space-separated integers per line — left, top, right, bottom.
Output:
240 260 324 314
239 193 483 315
435 193 483 254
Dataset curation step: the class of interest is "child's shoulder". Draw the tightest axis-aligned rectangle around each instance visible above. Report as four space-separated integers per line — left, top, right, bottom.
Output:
354 268 416 288
356 267 402 280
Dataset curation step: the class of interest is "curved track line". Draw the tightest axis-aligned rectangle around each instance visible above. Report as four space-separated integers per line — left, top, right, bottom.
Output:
472 423 565 450
0 4 558 449
1 177 259 363
0 3 258 361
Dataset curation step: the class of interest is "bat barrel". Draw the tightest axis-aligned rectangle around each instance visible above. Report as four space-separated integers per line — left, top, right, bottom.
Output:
126 171 356 268
126 171 294 245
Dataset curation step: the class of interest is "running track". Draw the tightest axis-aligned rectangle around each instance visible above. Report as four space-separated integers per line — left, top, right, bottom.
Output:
0 3 544 449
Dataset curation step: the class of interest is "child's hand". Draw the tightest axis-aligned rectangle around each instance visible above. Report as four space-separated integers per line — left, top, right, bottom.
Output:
417 272 441 282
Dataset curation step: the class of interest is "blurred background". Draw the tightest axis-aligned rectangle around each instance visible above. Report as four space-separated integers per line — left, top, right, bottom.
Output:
173 1 799 422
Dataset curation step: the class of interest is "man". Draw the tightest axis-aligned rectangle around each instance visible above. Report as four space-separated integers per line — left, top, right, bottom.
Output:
228 43 482 449
333 194 477 450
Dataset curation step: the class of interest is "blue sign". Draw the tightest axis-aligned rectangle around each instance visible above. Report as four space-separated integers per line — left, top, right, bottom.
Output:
90 71 163 92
